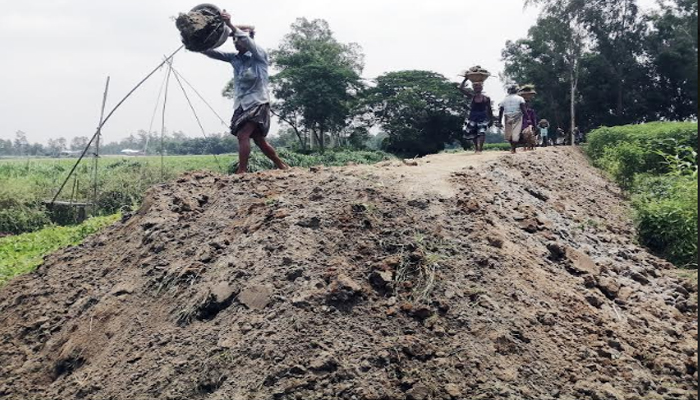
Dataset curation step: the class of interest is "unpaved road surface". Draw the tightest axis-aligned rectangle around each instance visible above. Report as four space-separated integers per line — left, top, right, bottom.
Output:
0 148 697 400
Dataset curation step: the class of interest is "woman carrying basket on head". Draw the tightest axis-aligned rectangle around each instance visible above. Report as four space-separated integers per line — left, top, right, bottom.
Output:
458 67 493 154
518 85 539 151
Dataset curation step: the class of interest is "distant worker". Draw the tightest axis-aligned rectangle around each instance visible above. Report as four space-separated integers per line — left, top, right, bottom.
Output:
518 86 538 151
574 126 583 144
459 78 493 154
555 127 565 146
538 119 550 147
199 10 288 174
497 85 527 154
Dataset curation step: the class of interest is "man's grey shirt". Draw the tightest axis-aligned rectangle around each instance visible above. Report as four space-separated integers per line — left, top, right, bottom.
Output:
202 31 270 111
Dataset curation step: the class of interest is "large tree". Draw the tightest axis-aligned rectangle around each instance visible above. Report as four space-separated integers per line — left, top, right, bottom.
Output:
579 0 650 125
272 18 364 152
523 0 589 140
507 0 687 133
70 136 90 151
645 0 698 121
502 16 581 131
222 18 364 152
363 70 464 157
13 131 29 156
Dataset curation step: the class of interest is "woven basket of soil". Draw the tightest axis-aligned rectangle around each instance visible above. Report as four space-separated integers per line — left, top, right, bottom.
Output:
460 65 491 83
176 3 232 52
518 84 537 100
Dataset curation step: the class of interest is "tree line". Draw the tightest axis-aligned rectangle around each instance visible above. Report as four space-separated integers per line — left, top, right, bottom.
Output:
5 0 696 159
503 0 698 134
257 0 697 156
0 130 242 158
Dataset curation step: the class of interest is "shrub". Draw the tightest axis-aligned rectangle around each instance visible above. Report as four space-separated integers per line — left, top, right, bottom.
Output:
633 175 698 267
598 142 648 189
586 121 698 268
483 143 513 151
0 179 50 235
587 121 698 162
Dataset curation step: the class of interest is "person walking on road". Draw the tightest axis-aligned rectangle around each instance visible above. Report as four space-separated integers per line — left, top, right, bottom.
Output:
538 119 550 147
497 85 528 154
199 10 288 174
555 127 565 146
459 79 494 154
518 86 538 151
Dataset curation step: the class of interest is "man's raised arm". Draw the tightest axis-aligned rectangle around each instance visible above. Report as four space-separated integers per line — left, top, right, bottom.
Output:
222 10 267 62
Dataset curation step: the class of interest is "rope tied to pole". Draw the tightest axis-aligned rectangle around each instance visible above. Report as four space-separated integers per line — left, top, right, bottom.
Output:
50 45 184 205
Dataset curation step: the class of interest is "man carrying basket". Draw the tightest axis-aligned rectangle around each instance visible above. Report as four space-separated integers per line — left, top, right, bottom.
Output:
198 10 289 174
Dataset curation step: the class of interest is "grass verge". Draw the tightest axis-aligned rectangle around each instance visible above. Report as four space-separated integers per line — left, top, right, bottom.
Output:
0 214 120 286
586 122 698 268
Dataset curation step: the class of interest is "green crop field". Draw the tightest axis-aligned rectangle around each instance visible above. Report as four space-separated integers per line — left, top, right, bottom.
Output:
0 149 394 236
0 154 237 235
0 214 120 287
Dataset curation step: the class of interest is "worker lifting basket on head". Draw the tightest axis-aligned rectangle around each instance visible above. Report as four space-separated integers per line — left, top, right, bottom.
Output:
176 4 289 174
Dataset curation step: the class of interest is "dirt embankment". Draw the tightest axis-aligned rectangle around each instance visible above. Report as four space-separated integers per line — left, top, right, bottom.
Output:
0 148 696 400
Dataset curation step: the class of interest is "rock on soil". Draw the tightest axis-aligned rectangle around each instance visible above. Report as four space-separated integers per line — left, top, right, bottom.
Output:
0 149 696 399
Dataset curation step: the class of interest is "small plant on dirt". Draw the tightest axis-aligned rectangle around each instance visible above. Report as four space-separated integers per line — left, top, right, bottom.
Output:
265 197 281 207
586 219 601 230
381 230 453 304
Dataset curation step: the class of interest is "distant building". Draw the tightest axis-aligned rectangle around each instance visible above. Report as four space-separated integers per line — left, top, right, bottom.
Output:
59 150 82 157
120 149 145 156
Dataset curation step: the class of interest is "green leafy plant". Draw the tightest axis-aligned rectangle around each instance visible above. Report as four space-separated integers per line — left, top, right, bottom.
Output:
633 175 698 268
655 144 698 178
587 122 698 268
0 214 119 286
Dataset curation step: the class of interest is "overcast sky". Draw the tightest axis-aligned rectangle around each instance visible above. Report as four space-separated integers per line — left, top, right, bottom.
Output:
0 0 659 144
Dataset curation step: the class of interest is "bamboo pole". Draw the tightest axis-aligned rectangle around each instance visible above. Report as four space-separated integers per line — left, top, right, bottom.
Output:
92 76 111 216
50 45 183 205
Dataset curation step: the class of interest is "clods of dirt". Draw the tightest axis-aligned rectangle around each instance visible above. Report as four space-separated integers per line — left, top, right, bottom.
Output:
0 149 696 399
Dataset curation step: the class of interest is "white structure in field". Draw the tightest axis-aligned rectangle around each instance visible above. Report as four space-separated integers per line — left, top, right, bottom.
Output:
120 149 145 156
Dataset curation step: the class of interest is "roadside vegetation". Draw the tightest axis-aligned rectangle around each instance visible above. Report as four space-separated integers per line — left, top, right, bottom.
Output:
229 148 393 173
0 150 393 236
586 121 698 268
0 214 119 286
0 154 234 235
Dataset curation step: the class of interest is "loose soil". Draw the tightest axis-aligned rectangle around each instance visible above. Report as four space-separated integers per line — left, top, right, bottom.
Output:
0 148 697 400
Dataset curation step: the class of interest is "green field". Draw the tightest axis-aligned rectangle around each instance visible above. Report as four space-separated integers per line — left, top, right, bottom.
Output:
0 214 120 286
0 154 236 235
0 149 394 236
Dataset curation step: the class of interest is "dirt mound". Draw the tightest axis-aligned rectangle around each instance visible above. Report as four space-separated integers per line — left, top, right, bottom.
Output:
0 148 697 399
